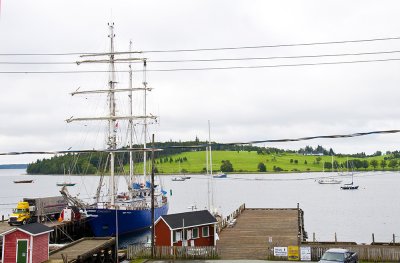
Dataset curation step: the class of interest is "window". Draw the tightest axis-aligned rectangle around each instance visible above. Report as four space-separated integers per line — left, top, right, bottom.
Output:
192 227 199 239
202 226 209 237
173 230 182 243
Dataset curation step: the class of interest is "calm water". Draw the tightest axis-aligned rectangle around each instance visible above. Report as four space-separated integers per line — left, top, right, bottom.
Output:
1 169 399 244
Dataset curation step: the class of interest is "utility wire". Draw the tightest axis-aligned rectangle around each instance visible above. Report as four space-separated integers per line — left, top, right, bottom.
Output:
142 36 400 53
1 36 400 56
0 129 399 155
2 50 400 65
1 57 400 73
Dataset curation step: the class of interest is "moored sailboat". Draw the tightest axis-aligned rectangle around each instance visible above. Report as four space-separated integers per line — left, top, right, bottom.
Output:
62 23 168 236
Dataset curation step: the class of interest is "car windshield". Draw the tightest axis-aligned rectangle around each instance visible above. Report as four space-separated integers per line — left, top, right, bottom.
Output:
321 252 345 261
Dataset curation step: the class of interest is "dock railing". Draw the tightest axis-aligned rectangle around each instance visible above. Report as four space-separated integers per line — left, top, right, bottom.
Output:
218 203 245 232
126 245 218 260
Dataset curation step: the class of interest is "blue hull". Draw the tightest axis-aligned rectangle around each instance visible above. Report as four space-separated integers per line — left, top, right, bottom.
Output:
86 204 169 237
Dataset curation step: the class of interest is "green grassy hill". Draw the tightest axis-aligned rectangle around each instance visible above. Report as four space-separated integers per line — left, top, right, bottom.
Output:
132 151 389 174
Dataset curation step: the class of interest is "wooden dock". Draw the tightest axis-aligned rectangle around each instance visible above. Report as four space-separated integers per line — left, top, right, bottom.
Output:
217 206 306 259
48 237 116 262
0 217 90 243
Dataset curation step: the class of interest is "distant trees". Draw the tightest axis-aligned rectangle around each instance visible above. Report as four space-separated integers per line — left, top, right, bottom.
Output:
388 159 398 170
370 159 378 170
380 160 387 170
220 160 234 172
257 162 266 172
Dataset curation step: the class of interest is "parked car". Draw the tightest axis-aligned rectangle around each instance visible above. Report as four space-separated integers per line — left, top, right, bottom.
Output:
319 248 358 263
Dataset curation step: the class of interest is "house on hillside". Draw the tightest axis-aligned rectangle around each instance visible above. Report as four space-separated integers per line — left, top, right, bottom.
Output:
155 210 217 247
1 223 53 263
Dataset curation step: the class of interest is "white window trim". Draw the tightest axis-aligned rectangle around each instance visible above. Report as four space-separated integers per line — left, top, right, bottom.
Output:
192 227 200 239
202 226 210 237
173 230 182 243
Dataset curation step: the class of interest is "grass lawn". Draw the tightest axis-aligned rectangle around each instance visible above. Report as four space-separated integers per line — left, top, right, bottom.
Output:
129 151 388 174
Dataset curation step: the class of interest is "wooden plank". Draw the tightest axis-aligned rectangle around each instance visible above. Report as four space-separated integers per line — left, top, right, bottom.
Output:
217 207 302 259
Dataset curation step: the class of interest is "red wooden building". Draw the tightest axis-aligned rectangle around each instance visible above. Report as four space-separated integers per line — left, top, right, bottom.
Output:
1 223 53 263
155 210 217 247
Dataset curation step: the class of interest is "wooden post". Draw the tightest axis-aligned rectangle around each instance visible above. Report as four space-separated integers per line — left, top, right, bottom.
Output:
372 233 375 244
334 232 337 243
313 232 316 242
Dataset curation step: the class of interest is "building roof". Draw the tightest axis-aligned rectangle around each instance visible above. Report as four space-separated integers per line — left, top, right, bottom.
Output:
159 210 217 230
1 223 53 237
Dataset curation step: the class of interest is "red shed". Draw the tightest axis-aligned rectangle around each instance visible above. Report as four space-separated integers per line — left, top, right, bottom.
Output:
155 210 217 247
1 223 53 263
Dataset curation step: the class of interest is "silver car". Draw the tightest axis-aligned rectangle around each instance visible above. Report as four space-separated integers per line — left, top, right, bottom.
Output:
319 248 358 263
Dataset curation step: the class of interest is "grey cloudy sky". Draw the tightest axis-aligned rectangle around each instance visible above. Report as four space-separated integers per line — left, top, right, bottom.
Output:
1 0 400 164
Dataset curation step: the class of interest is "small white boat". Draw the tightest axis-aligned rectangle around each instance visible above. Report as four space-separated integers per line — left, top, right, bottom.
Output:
171 176 186 181
318 178 342 184
213 173 227 178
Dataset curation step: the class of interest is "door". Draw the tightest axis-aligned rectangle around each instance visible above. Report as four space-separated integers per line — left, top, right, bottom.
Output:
16 239 28 263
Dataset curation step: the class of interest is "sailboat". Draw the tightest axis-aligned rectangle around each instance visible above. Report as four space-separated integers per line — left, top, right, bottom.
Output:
62 23 168 237
340 172 359 190
57 165 76 187
317 156 342 184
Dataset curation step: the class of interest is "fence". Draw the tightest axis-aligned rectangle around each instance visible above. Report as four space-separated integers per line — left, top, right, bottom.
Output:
126 245 218 260
217 203 245 231
266 244 400 262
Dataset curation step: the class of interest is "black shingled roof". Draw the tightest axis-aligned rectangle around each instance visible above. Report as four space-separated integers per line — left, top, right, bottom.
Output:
161 210 217 229
17 223 53 235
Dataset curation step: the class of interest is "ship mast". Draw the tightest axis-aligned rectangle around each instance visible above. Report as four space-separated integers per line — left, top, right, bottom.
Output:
108 22 117 206
69 23 156 206
143 59 148 181
128 41 134 189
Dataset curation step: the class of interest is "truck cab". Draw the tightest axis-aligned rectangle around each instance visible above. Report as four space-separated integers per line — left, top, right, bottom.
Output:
8 201 31 225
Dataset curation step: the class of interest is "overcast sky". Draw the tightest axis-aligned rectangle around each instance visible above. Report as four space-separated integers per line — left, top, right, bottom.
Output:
1 0 400 164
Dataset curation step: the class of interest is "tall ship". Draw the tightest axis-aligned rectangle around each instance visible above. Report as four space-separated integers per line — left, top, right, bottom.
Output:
62 23 168 237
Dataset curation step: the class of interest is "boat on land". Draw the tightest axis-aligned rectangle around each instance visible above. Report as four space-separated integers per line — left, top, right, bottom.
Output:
13 180 34 184
61 23 168 237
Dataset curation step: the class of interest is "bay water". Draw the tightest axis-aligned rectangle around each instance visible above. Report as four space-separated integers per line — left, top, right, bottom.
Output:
1 169 399 245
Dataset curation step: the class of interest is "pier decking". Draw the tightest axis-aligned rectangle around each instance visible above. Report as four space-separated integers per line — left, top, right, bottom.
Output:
0 217 90 250
217 207 306 259
48 237 116 262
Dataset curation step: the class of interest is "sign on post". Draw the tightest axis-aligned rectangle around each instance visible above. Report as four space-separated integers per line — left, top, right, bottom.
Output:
300 246 311 261
288 246 299 261
273 247 288 257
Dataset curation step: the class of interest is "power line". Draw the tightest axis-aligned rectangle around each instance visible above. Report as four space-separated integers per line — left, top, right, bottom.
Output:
0 129 399 156
142 36 400 53
1 57 400 73
2 50 400 65
1 36 400 56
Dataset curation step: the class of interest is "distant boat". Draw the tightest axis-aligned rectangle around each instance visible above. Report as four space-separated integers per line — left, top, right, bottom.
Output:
340 172 359 190
213 173 227 178
56 182 76 187
318 178 342 184
171 176 186 181
340 183 359 190
13 180 34 184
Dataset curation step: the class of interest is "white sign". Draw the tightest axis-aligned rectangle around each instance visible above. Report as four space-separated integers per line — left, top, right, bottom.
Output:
300 246 311 261
268 236 273 243
274 247 288 257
